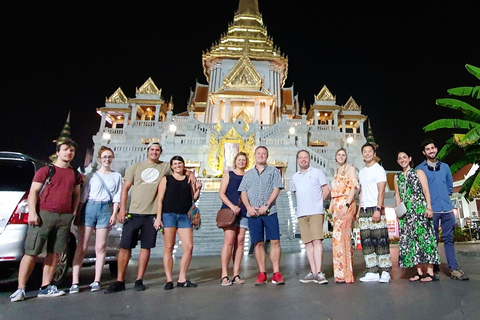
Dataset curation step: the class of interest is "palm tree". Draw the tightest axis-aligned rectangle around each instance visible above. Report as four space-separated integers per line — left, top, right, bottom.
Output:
423 64 480 200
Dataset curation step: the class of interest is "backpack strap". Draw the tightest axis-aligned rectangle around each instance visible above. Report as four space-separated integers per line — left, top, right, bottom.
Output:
38 164 56 196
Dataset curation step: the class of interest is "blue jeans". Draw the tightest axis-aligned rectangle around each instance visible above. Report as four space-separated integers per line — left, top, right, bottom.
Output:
433 211 458 270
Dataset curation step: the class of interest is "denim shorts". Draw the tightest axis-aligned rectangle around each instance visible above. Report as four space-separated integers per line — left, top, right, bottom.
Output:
162 213 192 229
84 200 112 229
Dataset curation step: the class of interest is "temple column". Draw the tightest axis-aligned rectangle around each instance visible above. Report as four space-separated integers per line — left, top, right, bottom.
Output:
314 109 318 125
99 112 106 134
360 119 365 137
154 105 160 126
224 99 231 122
124 112 130 130
333 110 339 127
342 119 346 140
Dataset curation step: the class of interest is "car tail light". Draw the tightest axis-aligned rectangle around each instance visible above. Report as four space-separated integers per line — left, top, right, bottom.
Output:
8 194 29 225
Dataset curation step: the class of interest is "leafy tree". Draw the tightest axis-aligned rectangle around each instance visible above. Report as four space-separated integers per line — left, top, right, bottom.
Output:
423 64 480 200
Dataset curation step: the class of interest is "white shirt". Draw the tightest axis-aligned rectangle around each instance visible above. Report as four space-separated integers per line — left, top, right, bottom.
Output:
358 163 386 207
81 171 123 203
291 166 327 217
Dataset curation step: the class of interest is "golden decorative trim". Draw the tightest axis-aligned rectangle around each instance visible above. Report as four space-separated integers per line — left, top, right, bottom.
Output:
314 85 335 101
141 137 161 144
106 88 128 104
343 96 361 111
136 77 162 96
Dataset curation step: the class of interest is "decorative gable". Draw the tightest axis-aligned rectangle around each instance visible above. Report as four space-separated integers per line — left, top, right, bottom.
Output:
222 55 263 90
106 87 128 104
343 96 361 111
314 85 335 101
136 77 162 96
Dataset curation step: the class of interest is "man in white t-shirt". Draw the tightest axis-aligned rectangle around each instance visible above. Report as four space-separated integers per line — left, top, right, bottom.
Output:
291 150 330 284
357 143 392 283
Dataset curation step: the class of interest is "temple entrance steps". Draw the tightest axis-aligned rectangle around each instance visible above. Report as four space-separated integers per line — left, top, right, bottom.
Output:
141 191 302 259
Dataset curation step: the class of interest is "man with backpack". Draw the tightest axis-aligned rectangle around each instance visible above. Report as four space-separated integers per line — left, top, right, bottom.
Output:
10 140 83 302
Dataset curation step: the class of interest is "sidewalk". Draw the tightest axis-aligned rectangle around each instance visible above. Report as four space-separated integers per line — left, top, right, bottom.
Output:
1 241 479 320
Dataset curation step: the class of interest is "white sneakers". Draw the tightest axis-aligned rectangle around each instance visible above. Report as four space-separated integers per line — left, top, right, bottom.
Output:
379 271 391 283
359 271 390 283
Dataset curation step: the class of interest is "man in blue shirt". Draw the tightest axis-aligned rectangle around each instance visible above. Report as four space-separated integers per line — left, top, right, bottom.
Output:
417 139 469 280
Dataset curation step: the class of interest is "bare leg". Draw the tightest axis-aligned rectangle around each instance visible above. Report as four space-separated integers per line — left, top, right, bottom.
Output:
177 228 193 283
93 227 110 283
304 241 316 273
221 228 236 280
232 227 246 276
312 239 323 274
136 248 151 281
42 253 60 287
17 255 37 289
116 248 131 282
269 239 281 273
163 227 177 282
254 241 266 273
71 226 94 284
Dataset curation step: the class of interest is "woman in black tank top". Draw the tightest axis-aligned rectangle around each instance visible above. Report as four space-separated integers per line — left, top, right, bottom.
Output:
155 156 201 289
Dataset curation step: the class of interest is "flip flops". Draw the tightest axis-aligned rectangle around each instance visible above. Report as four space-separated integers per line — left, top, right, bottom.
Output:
409 273 423 282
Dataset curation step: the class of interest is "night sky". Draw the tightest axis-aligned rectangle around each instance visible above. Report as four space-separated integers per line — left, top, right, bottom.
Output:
1 1 478 170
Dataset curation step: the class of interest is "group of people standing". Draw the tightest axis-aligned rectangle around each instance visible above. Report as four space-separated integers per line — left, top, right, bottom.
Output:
10 137 468 302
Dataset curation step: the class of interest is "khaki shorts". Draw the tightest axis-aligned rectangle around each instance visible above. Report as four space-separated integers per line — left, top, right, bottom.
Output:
298 214 324 244
24 210 74 256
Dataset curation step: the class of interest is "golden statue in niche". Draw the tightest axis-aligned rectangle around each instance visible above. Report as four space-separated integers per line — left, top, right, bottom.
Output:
208 127 255 174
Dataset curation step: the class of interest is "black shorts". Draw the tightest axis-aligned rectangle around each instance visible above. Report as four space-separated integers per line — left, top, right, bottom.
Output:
120 214 157 249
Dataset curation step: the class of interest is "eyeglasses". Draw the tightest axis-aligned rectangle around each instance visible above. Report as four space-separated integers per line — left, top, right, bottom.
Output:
101 156 114 160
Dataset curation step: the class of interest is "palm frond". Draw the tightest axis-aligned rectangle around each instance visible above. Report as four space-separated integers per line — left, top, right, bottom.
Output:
469 170 480 199
447 86 480 99
466 64 480 81
423 118 477 131
437 136 456 160
436 99 480 121
454 127 480 147
460 173 476 201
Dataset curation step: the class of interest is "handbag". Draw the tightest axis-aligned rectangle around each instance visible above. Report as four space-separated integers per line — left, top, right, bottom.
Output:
216 208 237 228
395 171 409 219
188 204 201 230
394 201 407 219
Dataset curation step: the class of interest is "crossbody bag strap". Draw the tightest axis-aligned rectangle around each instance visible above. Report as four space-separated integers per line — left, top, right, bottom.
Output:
94 172 113 203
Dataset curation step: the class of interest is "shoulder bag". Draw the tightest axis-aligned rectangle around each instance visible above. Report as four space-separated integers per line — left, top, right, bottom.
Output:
394 171 408 219
188 184 201 230
216 199 240 228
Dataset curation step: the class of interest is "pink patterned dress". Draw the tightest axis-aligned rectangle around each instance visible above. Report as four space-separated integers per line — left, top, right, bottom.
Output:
330 167 358 283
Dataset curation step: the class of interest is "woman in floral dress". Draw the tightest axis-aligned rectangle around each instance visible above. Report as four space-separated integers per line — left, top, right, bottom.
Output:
329 148 358 283
394 151 440 282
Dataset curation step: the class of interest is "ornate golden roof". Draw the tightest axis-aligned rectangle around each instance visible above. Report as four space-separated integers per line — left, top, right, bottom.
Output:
105 87 128 104
343 96 361 111
136 77 162 96
202 0 288 84
314 85 335 101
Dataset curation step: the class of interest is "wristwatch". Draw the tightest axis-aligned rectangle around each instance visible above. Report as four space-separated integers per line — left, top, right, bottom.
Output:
345 203 350 208
375 207 381 212
264 203 270 208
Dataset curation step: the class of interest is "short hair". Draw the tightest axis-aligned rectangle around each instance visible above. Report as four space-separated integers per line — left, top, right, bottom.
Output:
420 138 436 151
255 146 269 156
361 142 376 153
233 152 249 169
170 155 185 166
98 146 114 158
56 140 78 152
296 150 310 159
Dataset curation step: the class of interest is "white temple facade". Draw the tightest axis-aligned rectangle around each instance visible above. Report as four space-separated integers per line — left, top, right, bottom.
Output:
92 0 370 190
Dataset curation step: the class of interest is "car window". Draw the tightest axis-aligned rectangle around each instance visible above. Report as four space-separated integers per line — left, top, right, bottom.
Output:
0 160 35 191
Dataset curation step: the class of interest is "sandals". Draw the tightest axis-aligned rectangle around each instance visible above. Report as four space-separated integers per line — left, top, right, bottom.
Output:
232 275 245 284
409 273 423 282
221 276 232 286
420 273 438 282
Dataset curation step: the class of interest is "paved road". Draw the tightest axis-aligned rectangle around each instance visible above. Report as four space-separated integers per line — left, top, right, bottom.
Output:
1 242 479 320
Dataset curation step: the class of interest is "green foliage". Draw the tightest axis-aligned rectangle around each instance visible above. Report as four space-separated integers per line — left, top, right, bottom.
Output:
424 64 480 200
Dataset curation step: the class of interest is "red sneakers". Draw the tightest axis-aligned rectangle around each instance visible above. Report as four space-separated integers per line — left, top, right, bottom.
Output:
254 272 268 286
272 272 285 285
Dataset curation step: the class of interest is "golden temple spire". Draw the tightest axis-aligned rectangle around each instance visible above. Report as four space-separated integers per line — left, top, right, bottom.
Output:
237 0 259 15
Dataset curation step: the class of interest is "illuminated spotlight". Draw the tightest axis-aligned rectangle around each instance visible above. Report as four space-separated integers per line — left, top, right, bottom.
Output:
169 123 177 133
346 136 354 144
288 127 296 135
